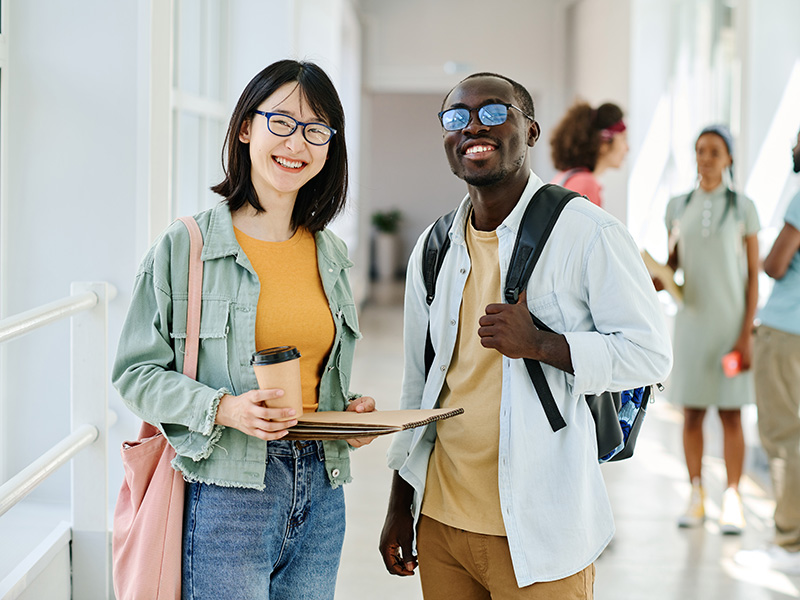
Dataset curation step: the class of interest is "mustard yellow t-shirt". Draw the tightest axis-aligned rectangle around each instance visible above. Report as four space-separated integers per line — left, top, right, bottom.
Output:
234 227 334 413
421 216 505 535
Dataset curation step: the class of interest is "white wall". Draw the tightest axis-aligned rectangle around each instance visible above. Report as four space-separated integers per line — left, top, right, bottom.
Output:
2 0 140 501
359 0 570 269
741 0 800 235
569 0 632 224
364 93 465 265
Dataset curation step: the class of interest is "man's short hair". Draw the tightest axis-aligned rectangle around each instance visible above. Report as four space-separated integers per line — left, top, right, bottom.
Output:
442 72 535 120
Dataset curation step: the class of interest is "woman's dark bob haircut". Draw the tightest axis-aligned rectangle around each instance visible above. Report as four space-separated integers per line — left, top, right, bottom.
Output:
211 60 348 233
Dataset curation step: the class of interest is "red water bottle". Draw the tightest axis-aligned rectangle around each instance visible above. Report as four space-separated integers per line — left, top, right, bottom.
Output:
721 351 742 377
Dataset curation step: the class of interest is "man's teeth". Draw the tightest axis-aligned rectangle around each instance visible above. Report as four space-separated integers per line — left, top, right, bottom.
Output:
275 156 304 169
465 145 494 155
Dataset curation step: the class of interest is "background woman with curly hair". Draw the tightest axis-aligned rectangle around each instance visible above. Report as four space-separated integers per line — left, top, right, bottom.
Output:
549 101 628 207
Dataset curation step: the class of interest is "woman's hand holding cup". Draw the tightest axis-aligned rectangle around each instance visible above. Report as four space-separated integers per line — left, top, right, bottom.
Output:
215 389 298 440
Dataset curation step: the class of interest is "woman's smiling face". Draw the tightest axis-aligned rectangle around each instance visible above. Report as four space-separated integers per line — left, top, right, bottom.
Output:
239 82 330 201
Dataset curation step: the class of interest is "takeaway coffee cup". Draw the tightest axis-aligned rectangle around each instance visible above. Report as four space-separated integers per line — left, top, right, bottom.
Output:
251 346 302 420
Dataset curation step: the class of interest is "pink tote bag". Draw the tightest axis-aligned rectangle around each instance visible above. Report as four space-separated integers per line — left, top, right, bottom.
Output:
112 216 204 600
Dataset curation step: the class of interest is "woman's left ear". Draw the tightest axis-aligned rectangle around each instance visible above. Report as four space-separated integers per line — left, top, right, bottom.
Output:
239 119 252 143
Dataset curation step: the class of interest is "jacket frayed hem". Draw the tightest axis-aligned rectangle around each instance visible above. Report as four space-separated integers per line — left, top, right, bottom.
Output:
175 467 267 491
198 388 228 437
185 423 225 462
329 475 352 490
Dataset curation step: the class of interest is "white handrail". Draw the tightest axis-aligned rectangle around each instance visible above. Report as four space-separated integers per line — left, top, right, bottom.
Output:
0 292 97 344
0 423 98 517
0 282 114 598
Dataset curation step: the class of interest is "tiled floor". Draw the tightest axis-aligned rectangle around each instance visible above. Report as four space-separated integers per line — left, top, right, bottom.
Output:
335 298 800 600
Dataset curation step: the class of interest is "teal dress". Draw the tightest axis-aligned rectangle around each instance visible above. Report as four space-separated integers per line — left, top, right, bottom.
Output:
665 184 760 409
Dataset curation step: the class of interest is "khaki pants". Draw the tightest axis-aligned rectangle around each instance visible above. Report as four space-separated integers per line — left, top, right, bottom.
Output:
754 325 800 552
417 514 594 600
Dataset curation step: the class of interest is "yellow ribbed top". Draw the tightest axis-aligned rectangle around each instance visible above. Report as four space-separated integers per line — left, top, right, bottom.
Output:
234 226 334 413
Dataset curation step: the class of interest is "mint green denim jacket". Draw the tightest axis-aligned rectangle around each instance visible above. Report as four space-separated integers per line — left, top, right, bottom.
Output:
112 202 361 489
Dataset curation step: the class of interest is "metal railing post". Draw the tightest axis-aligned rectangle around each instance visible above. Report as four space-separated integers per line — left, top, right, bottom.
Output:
70 282 113 600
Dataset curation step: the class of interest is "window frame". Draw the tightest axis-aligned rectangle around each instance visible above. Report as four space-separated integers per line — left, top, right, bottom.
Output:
0 0 9 482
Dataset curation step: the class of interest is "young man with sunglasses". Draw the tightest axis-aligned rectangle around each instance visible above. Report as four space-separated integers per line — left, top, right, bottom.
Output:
378 73 672 598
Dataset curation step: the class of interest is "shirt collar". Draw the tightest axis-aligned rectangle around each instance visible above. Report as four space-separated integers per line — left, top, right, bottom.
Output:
200 201 353 269
449 170 546 245
202 202 242 261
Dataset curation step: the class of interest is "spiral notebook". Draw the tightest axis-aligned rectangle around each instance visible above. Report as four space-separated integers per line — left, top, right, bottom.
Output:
284 408 464 440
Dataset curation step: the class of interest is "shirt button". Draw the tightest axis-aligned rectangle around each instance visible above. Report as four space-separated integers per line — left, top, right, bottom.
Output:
450 319 456 326
332 469 340 478
440 365 446 372
328 268 334 272
460 268 466 274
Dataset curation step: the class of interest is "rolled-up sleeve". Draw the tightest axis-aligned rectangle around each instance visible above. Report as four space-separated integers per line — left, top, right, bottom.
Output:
112 239 229 460
566 221 673 395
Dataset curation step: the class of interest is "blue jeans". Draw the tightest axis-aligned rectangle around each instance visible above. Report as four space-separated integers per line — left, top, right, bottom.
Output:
182 440 346 600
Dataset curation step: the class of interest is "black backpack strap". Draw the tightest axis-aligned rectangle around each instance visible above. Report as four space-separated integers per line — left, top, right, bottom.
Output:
422 209 458 379
508 184 579 433
419 187 577 433
504 184 580 304
423 209 457 306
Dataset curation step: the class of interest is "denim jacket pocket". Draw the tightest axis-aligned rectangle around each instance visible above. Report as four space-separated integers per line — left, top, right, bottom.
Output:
171 298 234 391
333 302 360 402
528 292 566 333
338 302 361 338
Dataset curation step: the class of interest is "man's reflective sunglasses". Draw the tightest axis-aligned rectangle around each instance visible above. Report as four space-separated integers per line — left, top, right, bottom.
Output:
254 110 336 145
438 103 534 132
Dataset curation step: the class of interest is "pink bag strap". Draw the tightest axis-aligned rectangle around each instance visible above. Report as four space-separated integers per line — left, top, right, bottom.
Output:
554 167 589 187
177 216 204 381
134 217 203 441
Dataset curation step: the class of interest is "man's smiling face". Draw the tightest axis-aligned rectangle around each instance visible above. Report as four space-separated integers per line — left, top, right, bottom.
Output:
440 76 538 187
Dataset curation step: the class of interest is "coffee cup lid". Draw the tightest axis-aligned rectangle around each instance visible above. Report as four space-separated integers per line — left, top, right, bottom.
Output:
251 345 301 365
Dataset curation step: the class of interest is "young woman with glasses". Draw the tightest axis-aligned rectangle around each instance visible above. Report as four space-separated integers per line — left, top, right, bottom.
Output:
113 59 375 599
548 101 629 208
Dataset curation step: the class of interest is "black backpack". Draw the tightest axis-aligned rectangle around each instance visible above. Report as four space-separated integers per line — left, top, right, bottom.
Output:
421 184 657 462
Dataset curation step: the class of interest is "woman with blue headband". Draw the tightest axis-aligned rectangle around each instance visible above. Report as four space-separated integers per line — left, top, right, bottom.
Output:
664 124 760 535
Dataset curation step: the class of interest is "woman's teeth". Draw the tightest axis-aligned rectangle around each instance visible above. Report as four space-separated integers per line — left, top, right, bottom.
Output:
275 156 304 169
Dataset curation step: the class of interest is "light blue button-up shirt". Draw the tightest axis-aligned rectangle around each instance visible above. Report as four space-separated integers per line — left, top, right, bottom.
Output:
387 172 673 586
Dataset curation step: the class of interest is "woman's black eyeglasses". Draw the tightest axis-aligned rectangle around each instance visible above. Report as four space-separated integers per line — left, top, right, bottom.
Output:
254 111 336 146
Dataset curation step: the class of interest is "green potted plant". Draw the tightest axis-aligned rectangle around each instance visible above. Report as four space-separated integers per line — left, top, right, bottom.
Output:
371 209 402 234
371 209 402 281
